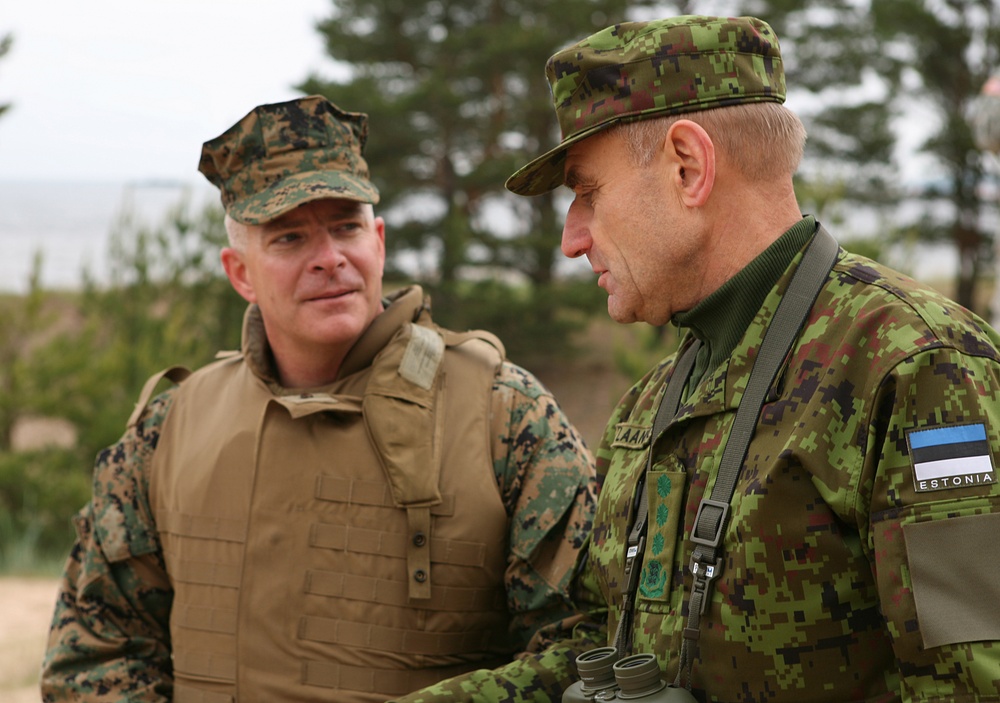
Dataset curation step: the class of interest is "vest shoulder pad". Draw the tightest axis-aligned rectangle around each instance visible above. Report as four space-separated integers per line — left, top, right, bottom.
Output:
440 328 506 363
127 365 191 428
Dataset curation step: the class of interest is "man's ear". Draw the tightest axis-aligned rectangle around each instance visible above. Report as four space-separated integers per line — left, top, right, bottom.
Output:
220 248 256 303
665 119 716 207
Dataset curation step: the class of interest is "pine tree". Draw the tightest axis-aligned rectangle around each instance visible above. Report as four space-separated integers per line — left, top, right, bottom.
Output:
744 0 1000 311
299 0 659 288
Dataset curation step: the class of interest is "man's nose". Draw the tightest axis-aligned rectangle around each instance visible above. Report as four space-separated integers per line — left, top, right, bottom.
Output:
561 199 591 259
312 235 348 271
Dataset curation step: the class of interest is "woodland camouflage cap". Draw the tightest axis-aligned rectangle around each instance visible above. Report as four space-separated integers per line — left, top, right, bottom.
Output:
199 96 380 224
506 15 786 196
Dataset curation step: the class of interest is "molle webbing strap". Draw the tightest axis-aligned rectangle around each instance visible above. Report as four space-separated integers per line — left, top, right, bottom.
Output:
173 649 237 682
315 476 456 515
309 523 487 567
304 569 504 611
157 510 246 543
297 616 498 654
678 226 839 687
170 559 242 588
127 365 191 428
612 338 702 657
173 604 237 634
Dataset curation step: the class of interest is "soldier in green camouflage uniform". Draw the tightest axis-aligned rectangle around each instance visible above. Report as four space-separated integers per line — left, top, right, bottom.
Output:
41 96 601 702
392 15 1000 702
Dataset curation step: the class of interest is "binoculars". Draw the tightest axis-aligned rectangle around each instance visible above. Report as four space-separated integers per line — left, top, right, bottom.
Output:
562 647 698 702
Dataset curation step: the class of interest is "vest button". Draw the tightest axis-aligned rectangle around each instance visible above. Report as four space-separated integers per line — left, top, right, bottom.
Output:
413 569 428 583
412 531 427 547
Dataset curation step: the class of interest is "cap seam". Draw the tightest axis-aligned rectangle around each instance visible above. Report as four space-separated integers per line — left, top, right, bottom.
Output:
585 49 780 60
561 53 783 106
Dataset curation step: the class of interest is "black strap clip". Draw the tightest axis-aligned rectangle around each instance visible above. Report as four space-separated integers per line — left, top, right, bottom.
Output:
688 497 729 616
690 498 730 549
689 553 724 615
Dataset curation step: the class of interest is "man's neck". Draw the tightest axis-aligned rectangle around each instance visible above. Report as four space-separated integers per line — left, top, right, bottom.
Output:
270 344 347 390
675 215 817 382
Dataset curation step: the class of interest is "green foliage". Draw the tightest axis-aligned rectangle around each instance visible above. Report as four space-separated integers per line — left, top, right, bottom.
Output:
0 254 57 451
0 448 90 573
612 324 683 383
48 196 242 452
838 236 885 264
0 195 246 571
867 0 1000 309
746 0 1000 312
423 276 607 365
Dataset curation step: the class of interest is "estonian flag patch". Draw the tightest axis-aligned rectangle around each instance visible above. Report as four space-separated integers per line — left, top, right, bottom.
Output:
907 423 997 493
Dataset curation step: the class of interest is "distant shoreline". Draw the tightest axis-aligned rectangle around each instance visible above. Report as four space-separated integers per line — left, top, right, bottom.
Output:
0 180 216 294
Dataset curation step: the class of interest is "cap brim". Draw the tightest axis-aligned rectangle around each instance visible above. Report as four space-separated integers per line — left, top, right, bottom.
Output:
505 120 617 196
227 170 380 225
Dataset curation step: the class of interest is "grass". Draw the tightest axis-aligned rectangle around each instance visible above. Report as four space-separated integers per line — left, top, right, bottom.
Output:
0 514 67 577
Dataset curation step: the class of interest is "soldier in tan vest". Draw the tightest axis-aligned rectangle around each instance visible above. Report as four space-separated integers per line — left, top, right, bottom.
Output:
40 96 603 703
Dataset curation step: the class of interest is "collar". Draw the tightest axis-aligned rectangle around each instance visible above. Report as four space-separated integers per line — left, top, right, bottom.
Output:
674 216 817 378
239 284 429 387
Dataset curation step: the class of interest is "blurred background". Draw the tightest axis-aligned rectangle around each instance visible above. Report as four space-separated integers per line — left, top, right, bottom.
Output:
0 0 999 587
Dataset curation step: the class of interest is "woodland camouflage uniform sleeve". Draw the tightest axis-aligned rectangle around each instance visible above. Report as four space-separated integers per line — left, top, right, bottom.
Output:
40 392 176 702
865 344 1000 700
390 361 608 702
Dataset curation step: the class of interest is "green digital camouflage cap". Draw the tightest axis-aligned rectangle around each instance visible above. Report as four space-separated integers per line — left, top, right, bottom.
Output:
199 96 380 224
506 15 786 196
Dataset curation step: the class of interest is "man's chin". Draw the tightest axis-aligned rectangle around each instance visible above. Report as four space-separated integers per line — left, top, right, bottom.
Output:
606 302 638 325
608 305 635 325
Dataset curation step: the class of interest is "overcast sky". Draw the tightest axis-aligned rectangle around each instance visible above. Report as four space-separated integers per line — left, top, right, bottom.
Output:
0 0 340 184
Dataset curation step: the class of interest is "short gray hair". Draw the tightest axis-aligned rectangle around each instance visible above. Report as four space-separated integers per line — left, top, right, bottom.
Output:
224 214 249 251
614 102 806 181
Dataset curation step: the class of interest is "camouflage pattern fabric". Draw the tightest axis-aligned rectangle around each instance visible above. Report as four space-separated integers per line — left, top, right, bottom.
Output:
198 95 381 225
506 16 785 196
40 295 599 702
586 227 1000 701
391 221 1000 702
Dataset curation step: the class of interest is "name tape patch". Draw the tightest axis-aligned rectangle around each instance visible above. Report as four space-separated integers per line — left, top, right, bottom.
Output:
612 423 651 449
907 423 997 493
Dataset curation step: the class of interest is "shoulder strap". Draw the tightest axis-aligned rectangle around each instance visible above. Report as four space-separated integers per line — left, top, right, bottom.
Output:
612 338 702 655
677 225 839 686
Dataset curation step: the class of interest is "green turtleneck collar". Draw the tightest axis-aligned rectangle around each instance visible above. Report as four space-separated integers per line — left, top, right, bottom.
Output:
673 216 817 386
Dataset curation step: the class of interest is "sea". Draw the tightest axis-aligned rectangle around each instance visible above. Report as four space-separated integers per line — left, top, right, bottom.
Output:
0 179 218 294
0 178 981 298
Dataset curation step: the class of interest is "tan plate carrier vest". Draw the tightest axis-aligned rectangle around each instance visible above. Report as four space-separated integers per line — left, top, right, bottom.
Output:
146 319 512 702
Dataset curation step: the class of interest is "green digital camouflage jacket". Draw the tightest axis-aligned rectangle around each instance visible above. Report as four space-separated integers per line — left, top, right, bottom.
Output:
394 228 1000 702
40 287 601 702
590 234 1000 702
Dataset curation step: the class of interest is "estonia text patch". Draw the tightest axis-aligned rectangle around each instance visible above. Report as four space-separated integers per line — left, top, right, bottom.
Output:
907 423 997 493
